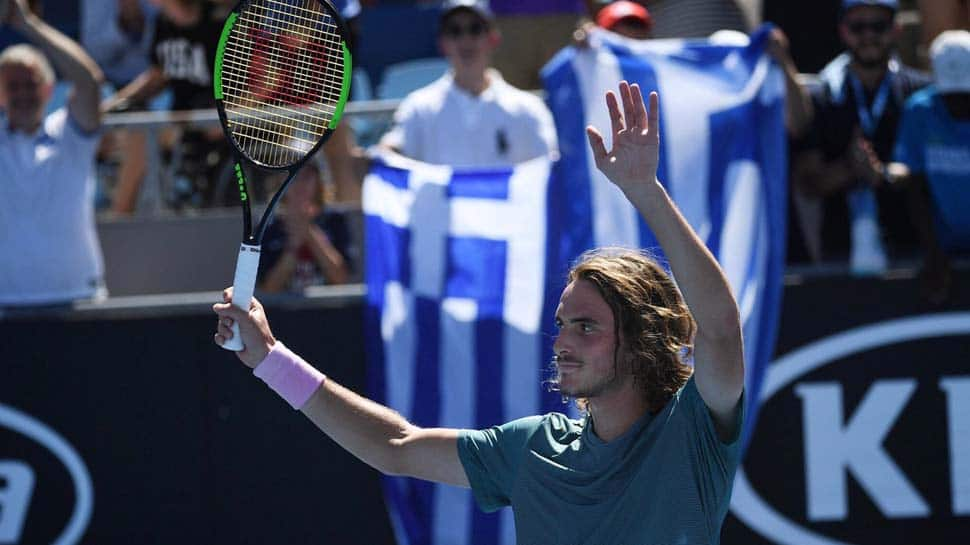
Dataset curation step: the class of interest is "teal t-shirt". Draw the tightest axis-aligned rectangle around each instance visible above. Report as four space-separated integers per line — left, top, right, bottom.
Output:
457 376 744 545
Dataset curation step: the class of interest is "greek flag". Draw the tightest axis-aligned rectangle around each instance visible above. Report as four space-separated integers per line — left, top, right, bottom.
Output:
363 24 786 545
542 24 787 450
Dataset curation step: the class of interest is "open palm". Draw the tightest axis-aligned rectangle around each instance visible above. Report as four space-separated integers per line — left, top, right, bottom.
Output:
585 82 661 193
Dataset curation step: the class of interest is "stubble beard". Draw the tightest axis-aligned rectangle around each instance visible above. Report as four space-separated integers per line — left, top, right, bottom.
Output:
559 361 623 400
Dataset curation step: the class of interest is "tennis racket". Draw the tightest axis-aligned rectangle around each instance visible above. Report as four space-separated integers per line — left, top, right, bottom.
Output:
214 0 352 351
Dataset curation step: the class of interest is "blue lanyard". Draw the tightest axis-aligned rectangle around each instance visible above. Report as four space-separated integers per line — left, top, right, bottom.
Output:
849 73 893 138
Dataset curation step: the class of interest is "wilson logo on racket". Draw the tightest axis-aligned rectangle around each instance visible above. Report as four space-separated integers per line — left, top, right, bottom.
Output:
233 163 248 202
248 29 333 107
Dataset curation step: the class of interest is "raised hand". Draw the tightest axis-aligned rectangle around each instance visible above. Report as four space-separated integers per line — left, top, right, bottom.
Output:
585 81 660 193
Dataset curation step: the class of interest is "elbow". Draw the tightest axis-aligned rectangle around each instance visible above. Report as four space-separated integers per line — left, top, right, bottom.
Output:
377 426 419 477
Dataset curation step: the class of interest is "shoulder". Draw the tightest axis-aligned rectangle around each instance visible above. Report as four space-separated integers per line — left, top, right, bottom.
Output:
461 413 573 445
897 64 933 93
673 375 745 446
903 87 937 111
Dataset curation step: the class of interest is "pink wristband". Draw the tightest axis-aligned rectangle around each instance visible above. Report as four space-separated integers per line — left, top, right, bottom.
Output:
253 342 326 409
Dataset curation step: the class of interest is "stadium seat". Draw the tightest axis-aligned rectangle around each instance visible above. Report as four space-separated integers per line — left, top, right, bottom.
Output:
375 57 450 100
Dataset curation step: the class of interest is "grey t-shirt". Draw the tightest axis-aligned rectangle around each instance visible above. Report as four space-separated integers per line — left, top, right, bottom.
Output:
457 376 743 545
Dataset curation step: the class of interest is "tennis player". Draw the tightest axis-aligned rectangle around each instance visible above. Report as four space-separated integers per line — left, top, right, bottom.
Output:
214 81 744 545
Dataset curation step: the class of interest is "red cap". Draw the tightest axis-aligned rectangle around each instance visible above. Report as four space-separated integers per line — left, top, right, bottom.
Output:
596 1 653 32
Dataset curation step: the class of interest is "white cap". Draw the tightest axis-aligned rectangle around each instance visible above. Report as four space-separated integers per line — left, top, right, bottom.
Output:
931 30 970 94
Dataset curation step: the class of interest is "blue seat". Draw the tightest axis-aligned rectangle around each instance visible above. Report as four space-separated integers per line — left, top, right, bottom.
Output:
376 57 450 100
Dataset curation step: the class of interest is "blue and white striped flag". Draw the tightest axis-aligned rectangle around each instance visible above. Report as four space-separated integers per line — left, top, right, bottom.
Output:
542 23 787 450
363 151 559 545
363 24 786 545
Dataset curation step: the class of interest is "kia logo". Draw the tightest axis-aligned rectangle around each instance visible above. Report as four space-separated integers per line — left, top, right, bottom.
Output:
0 403 93 544
730 312 970 545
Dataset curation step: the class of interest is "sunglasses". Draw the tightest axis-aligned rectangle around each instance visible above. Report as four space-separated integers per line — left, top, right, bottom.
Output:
441 21 488 39
845 19 892 35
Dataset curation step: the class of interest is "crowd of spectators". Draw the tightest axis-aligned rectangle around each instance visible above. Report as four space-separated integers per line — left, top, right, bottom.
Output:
1 0 967 308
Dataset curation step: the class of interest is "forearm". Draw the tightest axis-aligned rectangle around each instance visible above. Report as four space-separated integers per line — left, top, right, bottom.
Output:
103 67 165 111
782 63 813 138
624 180 740 339
906 174 945 260
300 378 416 475
19 13 102 99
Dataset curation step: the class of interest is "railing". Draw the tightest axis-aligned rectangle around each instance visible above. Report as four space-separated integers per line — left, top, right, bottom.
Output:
97 98 404 215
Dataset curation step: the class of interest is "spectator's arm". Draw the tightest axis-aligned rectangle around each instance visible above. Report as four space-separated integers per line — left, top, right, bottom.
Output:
8 0 104 132
101 66 166 112
790 148 857 197
905 172 951 303
766 28 814 138
259 250 300 294
306 224 350 285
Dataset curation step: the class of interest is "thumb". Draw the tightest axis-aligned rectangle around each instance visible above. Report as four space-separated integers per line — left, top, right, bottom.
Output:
586 126 608 165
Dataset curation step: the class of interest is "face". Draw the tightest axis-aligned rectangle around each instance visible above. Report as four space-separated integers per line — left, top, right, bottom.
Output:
0 62 51 131
839 6 897 68
438 11 496 74
553 279 630 400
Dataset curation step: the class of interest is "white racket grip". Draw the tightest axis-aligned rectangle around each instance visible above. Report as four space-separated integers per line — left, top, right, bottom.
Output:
222 243 262 352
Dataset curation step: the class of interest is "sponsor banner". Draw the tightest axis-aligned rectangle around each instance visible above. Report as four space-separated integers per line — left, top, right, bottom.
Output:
726 273 970 544
2 270 968 543
0 404 92 545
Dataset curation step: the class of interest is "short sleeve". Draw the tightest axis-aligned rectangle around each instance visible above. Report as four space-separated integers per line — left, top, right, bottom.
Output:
457 415 545 512
680 377 744 469
893 99 925 175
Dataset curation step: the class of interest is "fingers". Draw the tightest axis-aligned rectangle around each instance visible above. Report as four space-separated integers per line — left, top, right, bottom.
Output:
630 84 647 130
619 81 637 128
599 81 659 147
647 91 660 142
217 316 233 337
606 91 623 135
213 315 234 347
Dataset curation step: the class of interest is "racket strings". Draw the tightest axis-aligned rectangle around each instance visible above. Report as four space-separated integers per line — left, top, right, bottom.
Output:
220 0 346 167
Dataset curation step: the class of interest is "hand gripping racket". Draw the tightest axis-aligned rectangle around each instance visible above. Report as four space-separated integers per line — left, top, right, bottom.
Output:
214 0 351 350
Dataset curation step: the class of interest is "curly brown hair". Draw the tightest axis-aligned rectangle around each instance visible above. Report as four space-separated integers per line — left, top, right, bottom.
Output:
562 247 695 414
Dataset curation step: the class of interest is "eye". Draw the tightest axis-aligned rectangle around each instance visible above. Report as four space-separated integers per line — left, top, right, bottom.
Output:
554 318 563 329
580 323 594 333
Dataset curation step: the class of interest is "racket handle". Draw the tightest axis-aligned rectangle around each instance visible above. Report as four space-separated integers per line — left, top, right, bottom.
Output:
222 243 262 352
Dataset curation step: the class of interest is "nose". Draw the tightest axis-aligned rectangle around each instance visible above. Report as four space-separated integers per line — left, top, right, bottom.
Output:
552 330 571 359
